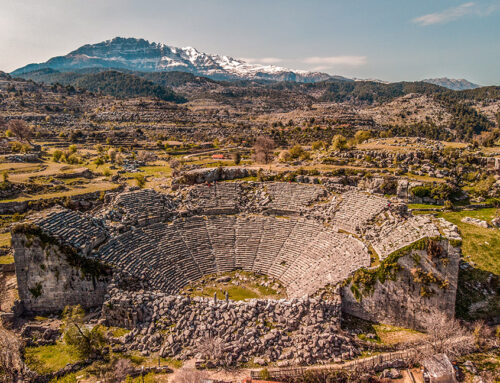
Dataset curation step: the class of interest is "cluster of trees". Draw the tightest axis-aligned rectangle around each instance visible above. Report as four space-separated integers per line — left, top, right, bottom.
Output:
52 144 80 164
73 71 186 103
253 131 373 164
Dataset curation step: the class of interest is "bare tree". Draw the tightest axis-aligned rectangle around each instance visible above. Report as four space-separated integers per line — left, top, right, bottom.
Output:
0 327 27 382
419 313 474 360
253 136 275 164
172 369 209 383
102 358 134 383
137 150 156 164
0 272 6 312
169 158 182 176
6 120 32 145
195 336 232 368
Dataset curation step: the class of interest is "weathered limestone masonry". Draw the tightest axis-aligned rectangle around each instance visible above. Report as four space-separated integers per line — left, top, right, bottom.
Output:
342 235 461 330
102 290 357 366
12 208 112 313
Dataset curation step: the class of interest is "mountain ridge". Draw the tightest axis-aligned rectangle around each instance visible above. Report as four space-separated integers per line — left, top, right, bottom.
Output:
11 37 343 83
422 77 480 91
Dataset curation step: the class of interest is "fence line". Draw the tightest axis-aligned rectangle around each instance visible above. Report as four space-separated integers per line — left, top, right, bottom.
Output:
250 337 470 380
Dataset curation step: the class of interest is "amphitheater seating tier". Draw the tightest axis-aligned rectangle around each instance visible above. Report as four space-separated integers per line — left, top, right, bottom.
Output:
31 208 108 254
331 191 388 233
369 215 441 259
94 215 371 297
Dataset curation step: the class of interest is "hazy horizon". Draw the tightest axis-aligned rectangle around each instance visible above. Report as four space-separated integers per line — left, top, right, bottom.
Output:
1 0 499 85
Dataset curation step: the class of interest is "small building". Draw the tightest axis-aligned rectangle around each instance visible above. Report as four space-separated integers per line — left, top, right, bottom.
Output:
422 354 457 383
212 154 225 160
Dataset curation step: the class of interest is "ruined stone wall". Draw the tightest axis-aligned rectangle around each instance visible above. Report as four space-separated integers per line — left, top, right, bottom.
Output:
12 232 112 314
341 239 460 330
102 290 357 366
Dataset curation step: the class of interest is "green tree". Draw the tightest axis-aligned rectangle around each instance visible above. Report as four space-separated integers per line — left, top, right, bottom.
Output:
231 152 241 165
311 141 324 151
331 134 348 150
354 130 372 144
62 305 107 359
134 173 146 188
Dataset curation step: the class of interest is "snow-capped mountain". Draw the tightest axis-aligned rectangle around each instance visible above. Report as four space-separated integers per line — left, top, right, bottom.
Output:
11 37 337 83
422 77 480 91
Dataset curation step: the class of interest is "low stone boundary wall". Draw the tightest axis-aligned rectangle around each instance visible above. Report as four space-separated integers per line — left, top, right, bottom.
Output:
250 336 472 379
0 263 15 272
0 186 122 214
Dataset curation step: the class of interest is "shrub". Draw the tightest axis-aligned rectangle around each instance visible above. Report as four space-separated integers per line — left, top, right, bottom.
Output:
411 185 431 198
134 174 146 188
331 134 348 150
311 141 324 150
289 144 305 159
52 150 63 162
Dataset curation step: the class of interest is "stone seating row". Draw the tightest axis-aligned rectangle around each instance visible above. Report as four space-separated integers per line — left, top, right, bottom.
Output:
94 214 371 297
33 208 107 254
369 215 441 259
330 191 388 233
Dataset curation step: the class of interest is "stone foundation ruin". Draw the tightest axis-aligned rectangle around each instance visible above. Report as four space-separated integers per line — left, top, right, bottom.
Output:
11 180 462 365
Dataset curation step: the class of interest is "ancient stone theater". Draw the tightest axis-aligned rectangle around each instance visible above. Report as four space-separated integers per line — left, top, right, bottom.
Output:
12 180 461 366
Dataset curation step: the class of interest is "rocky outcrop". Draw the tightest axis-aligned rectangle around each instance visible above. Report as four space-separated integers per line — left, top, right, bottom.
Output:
342 237 461 330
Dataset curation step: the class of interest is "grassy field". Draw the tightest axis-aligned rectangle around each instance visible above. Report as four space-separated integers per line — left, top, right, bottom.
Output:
408 203 444 209
24 343 83 374
0 232 11 247
343 314 425 345
0 182 118 203
182 271 286 301
437 208 499 275
404 172 447 183
0 254 13 264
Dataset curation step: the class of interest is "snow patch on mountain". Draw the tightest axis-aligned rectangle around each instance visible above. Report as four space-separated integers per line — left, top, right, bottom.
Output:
422 77 480 91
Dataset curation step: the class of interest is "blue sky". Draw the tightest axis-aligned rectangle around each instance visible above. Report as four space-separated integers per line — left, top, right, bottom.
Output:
1 0 499 84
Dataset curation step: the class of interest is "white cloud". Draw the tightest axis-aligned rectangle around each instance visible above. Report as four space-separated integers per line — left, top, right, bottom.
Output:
412 2 495 26
241 57 283 65
303 56 367 67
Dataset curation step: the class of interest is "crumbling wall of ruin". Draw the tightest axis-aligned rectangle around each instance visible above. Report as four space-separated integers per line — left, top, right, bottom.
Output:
102 290 358 366
12 232 112 314
341 238 461 330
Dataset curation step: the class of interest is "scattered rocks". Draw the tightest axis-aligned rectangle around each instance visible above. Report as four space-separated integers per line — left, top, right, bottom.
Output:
461 217 489 228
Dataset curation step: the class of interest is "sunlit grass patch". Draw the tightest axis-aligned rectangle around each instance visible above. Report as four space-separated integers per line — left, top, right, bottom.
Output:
25 343 83 374
438 208 499 275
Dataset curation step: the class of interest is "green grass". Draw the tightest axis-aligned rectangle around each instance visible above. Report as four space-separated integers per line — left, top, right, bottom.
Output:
0 182 119 203
160 357 183 368
342 314 425 345
0 232 11 247
49 373 78 383
125 372 157 383
408 203 444 209
437 208 500 275
191 285 260 301
24 343 83 374
404 172 446 183
184 271 286 300
0 254 13 264
110 327 131 338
